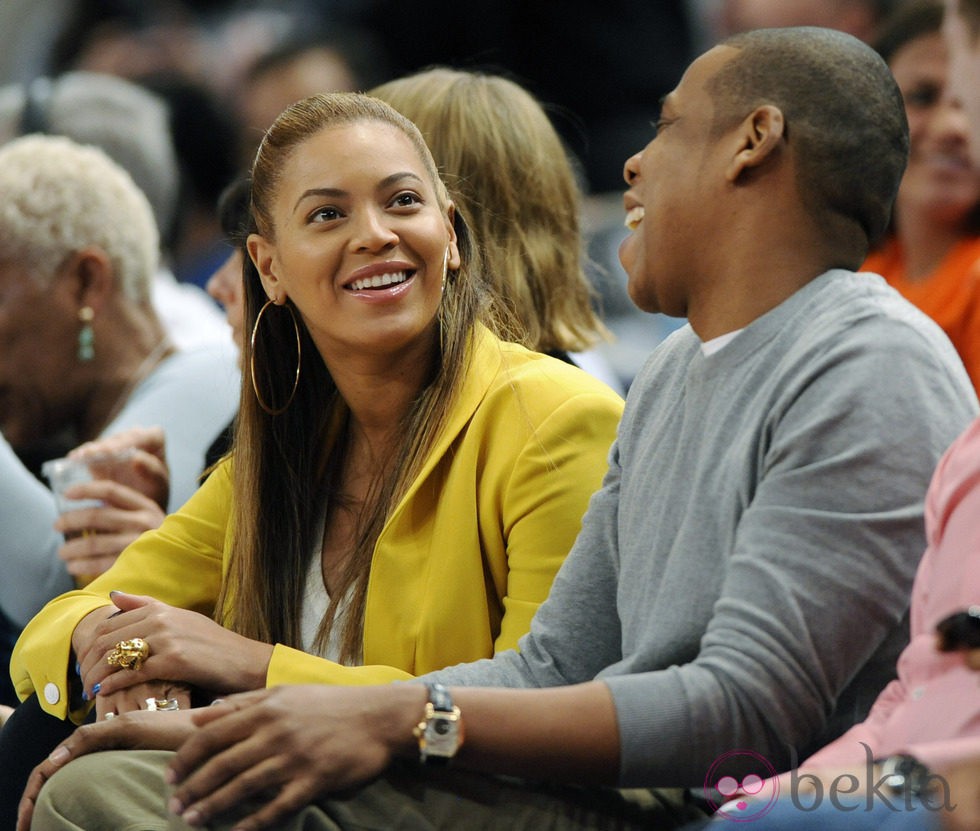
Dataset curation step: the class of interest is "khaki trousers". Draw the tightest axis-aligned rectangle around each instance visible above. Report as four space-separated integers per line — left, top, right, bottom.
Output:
32 750 707 831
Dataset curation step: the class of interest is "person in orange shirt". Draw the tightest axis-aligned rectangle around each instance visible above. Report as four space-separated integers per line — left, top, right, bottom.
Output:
862 0 980 392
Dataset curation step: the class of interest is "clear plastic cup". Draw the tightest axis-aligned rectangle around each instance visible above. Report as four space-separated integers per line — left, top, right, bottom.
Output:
42 450 134 586
41 456 105 514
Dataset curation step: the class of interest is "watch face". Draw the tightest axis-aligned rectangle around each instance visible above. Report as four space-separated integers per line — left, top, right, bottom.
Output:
425 714 460 756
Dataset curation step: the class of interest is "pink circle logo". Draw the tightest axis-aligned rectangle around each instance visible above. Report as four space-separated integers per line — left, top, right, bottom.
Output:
703 750 780 822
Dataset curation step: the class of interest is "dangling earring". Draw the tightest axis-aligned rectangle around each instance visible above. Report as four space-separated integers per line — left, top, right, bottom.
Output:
441 247 450 290
77 306 95 361
250 298 302 415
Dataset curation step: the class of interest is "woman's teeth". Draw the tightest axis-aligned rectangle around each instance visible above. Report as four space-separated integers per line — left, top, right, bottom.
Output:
625 207 645 231
349 271 408 291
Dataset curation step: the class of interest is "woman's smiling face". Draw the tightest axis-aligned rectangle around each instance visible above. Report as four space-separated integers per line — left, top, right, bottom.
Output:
247 119 460 367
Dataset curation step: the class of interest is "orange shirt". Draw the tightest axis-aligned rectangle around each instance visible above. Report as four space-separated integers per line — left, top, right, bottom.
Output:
863 236 980 393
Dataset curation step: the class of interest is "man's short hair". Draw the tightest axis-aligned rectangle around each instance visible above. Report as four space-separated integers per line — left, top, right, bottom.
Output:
708 27 909 252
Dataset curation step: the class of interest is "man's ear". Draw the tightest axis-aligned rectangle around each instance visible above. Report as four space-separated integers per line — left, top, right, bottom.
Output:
726 105 786 183
247 233 282 302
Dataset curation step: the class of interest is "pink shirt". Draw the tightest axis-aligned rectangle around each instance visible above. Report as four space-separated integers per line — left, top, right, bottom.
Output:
802 418 980 773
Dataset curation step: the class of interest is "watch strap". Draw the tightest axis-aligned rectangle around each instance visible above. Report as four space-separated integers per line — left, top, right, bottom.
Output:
427 682 453 713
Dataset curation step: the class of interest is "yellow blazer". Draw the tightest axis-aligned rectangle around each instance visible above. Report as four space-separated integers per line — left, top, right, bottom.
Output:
12 327 623 721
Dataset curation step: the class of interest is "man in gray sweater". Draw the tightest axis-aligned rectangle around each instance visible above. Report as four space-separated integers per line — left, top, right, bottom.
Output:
20 25 980 831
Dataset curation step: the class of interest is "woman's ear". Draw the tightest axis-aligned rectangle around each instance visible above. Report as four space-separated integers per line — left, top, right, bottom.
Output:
725 104 786 183
65 246 114 313
247 233 282 301
445 204 462 271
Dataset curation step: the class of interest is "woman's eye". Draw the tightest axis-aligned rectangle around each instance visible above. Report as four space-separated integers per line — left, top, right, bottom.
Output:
311 206 342 223
391 192 421 209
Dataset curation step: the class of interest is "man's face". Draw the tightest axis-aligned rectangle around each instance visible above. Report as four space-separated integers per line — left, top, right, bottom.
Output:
944 0 980 167
618 46 735 316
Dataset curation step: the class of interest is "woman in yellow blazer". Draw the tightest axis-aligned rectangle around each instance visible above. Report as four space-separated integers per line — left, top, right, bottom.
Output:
10 93 622 726
12 324 621 721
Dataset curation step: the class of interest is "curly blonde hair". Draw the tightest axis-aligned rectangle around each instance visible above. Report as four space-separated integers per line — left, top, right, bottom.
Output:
0 134 158 303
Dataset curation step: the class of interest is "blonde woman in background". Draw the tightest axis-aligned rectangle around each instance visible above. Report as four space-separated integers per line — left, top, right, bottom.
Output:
371 67 621 392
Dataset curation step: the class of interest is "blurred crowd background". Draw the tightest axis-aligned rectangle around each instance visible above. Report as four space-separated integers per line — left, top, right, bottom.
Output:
0 0 907 388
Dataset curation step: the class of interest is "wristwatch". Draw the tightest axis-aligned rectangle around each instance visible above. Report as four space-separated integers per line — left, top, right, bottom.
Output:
413 683 463 765
877 754 932 797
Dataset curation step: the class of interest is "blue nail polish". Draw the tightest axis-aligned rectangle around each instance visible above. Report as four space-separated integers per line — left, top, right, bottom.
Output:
92 682 101 695
75 661 81 676
81 690 89 702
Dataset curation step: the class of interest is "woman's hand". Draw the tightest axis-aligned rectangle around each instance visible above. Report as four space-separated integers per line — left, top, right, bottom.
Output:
17 708 196 831
69 426 170 510
167 685 420 830
76 592 274 711
95 681 195 722
55 479 166 578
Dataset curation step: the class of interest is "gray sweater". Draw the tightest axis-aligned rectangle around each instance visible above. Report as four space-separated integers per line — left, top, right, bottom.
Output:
424 270 978 787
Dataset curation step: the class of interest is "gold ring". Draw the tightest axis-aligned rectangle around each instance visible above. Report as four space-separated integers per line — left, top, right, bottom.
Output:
145 697 180 711
106 638 149 671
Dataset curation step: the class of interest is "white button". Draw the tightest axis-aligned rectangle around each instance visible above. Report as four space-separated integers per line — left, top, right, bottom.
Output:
43 682 61 705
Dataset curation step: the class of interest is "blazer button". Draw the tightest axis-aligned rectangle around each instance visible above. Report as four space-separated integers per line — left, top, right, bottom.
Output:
43 682 61 705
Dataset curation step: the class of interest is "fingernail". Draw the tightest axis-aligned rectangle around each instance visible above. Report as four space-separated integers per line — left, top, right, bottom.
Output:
48 746 69 765
183 809 202 826
165 768 177 785
109 590 120 598
167 796 182 814
75 661 81 676
92 682 101 695
81 690 89 702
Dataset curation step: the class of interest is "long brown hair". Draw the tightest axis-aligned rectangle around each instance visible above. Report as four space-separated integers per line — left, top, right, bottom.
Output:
217 92 489 663
371 68 609 354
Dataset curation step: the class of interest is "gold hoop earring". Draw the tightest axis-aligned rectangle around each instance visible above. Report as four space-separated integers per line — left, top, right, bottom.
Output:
250 299 301 415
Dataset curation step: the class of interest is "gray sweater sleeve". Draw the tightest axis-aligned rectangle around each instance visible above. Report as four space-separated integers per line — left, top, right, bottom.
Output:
0 432 72 625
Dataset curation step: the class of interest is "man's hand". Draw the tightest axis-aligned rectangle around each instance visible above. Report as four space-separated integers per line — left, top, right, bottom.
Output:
167 685 423 830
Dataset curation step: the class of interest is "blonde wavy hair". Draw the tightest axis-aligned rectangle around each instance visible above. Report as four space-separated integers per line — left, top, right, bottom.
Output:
372 68 609 354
